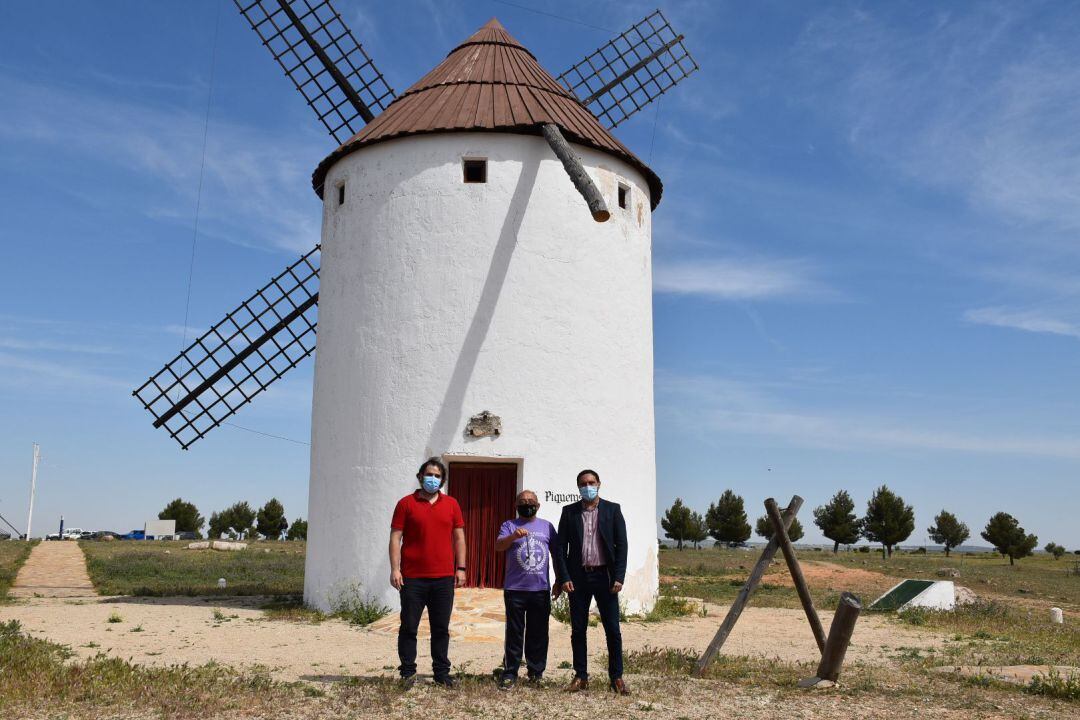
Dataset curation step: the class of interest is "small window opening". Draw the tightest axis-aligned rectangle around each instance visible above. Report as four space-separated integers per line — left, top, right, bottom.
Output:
617 183 629 209
463 158 487 183
337 183 346 206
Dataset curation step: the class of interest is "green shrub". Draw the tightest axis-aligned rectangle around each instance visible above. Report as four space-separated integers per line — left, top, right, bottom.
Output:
1027 669 1080 700
329 583 389 627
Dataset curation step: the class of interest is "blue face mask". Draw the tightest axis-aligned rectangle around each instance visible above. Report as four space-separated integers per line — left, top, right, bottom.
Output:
422 475 442 494
579 485 599 501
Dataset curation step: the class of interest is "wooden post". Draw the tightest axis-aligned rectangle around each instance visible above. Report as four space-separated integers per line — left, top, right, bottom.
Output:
541 123 611 222
693 495 803 677
765 497 827 655
814 592 861 682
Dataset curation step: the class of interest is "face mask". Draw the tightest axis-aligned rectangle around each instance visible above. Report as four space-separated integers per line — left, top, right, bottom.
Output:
422 475 442 494
517 504 538 518
579 485 599 501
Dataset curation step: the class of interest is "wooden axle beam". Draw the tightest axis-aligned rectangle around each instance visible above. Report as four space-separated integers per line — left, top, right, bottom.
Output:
541 123 610 222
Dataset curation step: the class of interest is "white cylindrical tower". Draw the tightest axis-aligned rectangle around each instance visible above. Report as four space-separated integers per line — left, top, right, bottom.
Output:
304 19 662 613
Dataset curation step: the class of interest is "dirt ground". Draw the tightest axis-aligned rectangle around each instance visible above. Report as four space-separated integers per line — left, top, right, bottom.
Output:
0 592 948 682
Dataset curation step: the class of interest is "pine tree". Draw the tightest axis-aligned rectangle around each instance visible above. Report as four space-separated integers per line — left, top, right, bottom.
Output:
286 518 308 541
813 491 861 553
208 501 256 539
706 490 752 545
927 510 970 557
158 498 205 536
981 512 1038 565
687 511 709 549
862 485 914 558
661 498 694 550
1044 542 1066 559
256 498 289 540
754 515 804 542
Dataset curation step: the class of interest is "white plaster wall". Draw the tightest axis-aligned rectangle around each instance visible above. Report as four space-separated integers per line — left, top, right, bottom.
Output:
305 132 657 613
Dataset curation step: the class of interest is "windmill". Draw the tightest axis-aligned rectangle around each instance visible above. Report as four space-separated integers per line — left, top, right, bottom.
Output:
134 1 698 611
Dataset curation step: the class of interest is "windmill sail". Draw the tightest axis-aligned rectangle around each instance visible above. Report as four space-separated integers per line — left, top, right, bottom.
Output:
133 247 320 450
558 10 698 130
233 0 396 143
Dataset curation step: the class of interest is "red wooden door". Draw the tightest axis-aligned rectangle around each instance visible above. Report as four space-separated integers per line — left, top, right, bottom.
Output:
448 462 517 588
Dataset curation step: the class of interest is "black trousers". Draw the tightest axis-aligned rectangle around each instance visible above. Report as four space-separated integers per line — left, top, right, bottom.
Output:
398 576 455 679
568 567 623 681
502 589 550 678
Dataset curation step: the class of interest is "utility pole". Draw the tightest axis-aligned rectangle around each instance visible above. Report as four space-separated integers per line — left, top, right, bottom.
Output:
26 443 39 540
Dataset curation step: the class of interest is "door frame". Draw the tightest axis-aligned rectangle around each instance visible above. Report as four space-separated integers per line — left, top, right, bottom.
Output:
442 454 524 496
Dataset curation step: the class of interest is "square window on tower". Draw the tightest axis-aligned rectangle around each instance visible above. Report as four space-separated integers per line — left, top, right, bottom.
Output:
463 158 487 183
617 183 629 209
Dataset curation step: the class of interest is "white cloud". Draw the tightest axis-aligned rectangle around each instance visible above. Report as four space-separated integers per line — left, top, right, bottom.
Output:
0 337 119 355
658 373 1080 460
794 6 1080 243
0 352 132 392
963 307 1080 339
0 71 325 255
653 257 832 300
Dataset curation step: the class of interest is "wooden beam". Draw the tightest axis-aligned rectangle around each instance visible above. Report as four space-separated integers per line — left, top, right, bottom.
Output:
693 495 803 677
541 123 610 222
766 497 827 655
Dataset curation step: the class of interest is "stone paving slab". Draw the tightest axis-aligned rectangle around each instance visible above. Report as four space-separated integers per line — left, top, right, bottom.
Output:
10 540 96 598
368 588 507 643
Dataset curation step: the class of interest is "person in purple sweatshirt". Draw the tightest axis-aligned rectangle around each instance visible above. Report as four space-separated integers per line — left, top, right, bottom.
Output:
494 490 556 690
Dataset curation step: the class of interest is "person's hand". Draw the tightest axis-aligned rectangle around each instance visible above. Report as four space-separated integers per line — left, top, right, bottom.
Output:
390 570 403 590
513 527 529 539
551 583 563 600
562 580 575 593
611 581 623 593
455 569 466 588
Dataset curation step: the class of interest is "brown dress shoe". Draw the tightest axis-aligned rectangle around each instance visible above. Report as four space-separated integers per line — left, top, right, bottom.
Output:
610 678 631 695
565 677 588 693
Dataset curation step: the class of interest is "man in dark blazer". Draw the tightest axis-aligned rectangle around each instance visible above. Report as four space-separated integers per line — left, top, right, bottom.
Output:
552 468 630 695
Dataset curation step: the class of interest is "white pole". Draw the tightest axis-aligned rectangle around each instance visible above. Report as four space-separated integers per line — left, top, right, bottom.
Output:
26 443 39 540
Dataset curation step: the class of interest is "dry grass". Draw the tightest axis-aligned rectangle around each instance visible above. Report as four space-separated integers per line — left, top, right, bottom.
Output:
80 540 305 596
0 619 299 718
0 540 36 601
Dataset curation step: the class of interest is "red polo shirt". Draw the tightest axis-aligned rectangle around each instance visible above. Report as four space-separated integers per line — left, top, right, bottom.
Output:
391 491 465 578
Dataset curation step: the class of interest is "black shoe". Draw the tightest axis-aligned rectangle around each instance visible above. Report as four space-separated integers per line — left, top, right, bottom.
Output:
498 674 517 691
399 674 417 690
525 674 543 686
433 675 456 688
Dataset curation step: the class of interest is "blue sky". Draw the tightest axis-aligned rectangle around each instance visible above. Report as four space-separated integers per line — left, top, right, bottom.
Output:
1 1 1077 548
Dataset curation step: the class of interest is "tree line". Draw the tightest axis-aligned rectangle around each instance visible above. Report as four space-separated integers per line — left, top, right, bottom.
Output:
157 497 307 541
662 485 1056 565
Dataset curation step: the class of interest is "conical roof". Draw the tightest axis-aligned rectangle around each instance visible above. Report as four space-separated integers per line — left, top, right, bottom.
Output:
312 18 662 208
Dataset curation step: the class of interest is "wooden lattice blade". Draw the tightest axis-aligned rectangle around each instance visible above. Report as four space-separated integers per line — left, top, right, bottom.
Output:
558 9 699 130
133 246 320 450
233 0 396 143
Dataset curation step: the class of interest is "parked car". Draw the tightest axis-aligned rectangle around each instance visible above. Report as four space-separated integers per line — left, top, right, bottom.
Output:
0 532 10 541
61 528 85 541
177 531 199 541
120 529 146 540
90 530 120 540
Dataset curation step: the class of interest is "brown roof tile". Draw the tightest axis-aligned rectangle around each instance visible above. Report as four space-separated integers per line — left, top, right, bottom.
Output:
312 18 662 208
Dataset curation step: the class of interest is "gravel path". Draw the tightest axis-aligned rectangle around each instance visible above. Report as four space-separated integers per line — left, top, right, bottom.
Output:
9 540 95 598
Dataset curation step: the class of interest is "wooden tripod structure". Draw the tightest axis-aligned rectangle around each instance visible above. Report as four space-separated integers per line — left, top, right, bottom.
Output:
693 495 863 686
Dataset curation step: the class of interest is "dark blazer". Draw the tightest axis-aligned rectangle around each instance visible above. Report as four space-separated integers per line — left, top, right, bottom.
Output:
553 498 628 586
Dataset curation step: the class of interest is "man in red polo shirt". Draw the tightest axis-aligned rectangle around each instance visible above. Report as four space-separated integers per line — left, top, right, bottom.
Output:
389 457 466 687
